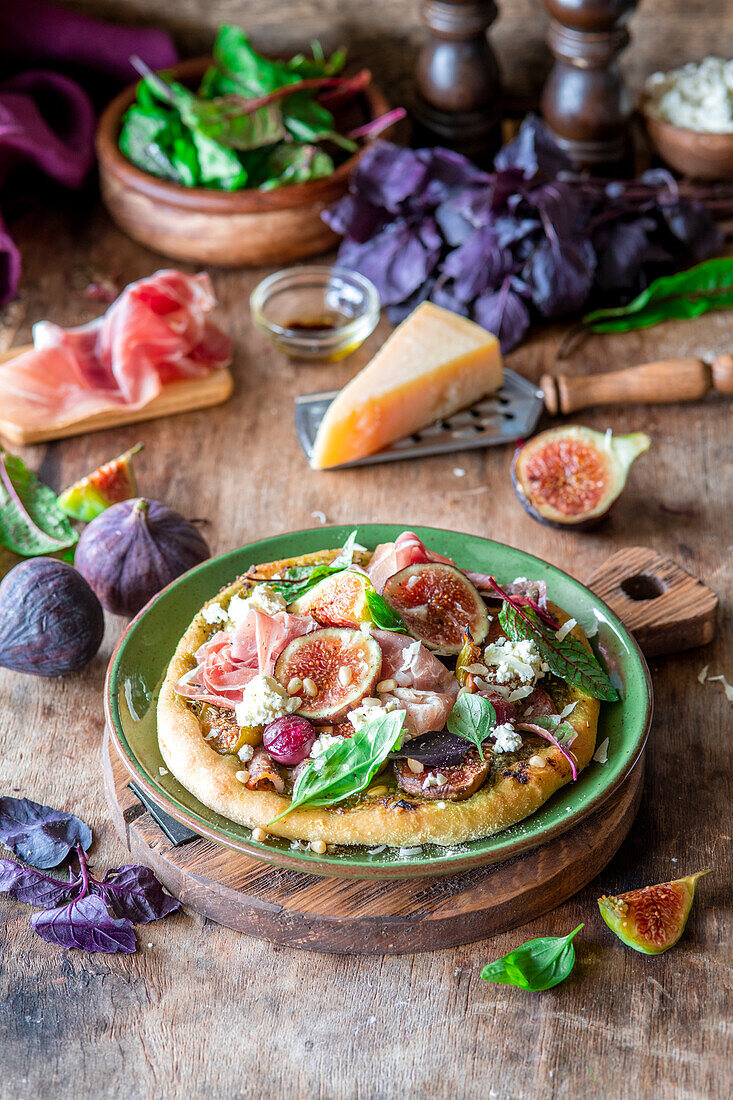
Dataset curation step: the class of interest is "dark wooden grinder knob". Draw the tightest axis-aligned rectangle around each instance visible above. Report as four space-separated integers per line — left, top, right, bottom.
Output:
412 0 503 165
540 0 638 168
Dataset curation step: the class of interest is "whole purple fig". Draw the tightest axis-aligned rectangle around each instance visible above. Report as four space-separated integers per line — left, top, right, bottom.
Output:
75 498 210 617
0 558 104 676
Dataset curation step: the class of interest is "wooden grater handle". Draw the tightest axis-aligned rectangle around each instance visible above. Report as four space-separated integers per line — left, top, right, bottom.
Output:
541 353 733 415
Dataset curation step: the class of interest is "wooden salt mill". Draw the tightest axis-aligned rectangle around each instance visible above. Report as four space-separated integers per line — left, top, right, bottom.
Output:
540 0 638 168
412 0 503 165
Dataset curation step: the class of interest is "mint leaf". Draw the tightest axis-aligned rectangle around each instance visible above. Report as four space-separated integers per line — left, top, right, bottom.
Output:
499 602 618 702
267 711 405 822
364 589 407 633
0 453 78 557
446 693 496 760
481 924 583 991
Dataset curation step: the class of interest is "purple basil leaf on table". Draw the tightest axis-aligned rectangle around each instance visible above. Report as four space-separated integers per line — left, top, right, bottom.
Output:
491 214 541 249
386 278 437 324
31 893 136 954
435 199 475 246
349 143 429 213
321 193 387 244
529 181 584 242
593 218 671 291
0 796 92 869
97 865 181 924
661 202 725 262
440 226 513 301
415 146 492 206
494 115 572 182
474 280 531 352
0 858 82 908
526 237 596 317
430 282 470 317
338 218 441 306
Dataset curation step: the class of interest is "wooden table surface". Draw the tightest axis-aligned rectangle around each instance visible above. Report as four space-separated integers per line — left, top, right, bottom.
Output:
0 195 730 1100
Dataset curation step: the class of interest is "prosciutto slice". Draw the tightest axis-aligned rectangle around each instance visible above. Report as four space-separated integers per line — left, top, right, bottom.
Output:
383 688 457 740
0 270 232 430
372 629 459 695
175 606 317 709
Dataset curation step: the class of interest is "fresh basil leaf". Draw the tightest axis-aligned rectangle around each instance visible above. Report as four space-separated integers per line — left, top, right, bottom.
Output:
31 893 137 954
0 859 82 908
446 693 496 760
582 258 733 333
481 924 583 991
364 589 407 633
267 710 405 823
0 796 92 870
0 453 78 557
499 602 619 702
96 865 181 924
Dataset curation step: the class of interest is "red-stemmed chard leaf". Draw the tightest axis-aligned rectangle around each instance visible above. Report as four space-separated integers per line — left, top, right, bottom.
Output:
346 108 407 141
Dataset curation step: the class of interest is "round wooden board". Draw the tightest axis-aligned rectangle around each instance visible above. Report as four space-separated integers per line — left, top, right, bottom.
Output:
103 729 644 954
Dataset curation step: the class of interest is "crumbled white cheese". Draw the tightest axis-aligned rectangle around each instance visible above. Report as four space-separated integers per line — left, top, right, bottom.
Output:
237 743 255 763
482 637 544 685
310 733 344 765
492 723 523 753
555 619 577 643
347 697 404 734
593 737 609 765
229 584 286 624
200 601 229 625
398 846 423 857
645 57 733 133
311 510 327 524
158 767 168 776
422 772 447 790
453 467 467 478
234 674 300 728
698 664 709 684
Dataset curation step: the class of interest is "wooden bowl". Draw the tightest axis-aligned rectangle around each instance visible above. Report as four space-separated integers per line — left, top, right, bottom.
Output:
641 98 733 181
96 58 393 266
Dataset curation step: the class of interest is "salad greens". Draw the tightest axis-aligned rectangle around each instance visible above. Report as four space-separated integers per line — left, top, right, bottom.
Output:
446 693 497 760
481 925 584 991
119 25 399 192
267 710 405 823
0 451 78 558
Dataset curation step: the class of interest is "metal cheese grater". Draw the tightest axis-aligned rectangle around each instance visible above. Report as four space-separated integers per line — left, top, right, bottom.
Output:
294 368 545 468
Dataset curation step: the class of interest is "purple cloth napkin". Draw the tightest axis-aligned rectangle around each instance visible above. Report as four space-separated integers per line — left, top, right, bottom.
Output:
0 1 178 304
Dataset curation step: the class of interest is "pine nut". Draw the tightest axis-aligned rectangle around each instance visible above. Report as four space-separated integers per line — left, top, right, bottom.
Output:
367 785 389 796
377 678 397 693
528 754 545 768
338 665 353 687
310 839 327 854
235 769 250 784
302 677 318 698
407 758 424 774
287 677 303 695
252 827 267 842
361 697 380 707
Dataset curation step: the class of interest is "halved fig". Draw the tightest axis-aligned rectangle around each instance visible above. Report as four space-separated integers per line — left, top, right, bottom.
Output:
512 426 650 529
58 443 143 522
273 627 381 721
288 570 371 628
382 563 489 655
598 871 709 955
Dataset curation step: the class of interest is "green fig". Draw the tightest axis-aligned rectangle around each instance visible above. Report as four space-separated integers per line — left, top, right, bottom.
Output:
58 444 143 522
598 871 710 955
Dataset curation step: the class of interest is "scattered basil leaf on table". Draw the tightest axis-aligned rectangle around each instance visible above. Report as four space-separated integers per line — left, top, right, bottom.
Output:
0 859 82 908
0 452 78 557
499 602 619 702
267 710 405 823
0 796 91 869
364 589 408 633
31 893 137 955
581 258 733 333
481 924 584 991
446 693 497 760
96 865 182 924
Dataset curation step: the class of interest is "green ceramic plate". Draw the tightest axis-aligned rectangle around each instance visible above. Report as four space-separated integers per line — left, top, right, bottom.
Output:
105 524 652 879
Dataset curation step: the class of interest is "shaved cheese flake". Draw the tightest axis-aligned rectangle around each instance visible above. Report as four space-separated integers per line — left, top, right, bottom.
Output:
555 619 577 643
399 639 422 674
593 737 609 764
560 701 578 719
706 674 733 702
698 665 709 684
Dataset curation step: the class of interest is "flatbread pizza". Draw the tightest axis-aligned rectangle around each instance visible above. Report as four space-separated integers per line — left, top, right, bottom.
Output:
158 531 615 848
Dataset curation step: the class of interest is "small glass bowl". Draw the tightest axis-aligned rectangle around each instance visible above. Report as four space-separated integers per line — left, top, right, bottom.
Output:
250 265 381 361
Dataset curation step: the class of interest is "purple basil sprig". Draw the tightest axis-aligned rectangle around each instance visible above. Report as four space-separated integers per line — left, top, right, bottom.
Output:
324 116 731 352
0 797 181 953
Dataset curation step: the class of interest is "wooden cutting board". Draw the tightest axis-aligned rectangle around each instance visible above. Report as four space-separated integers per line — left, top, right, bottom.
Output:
0 344 233 445
102 548 716 953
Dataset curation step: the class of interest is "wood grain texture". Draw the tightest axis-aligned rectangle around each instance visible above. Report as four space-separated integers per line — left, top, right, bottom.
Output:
0 191 730 1098
103 726 644 952
587 546 719 656
0 343 233 444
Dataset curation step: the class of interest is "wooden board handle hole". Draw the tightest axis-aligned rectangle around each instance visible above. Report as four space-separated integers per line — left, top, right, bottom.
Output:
619 573 668 602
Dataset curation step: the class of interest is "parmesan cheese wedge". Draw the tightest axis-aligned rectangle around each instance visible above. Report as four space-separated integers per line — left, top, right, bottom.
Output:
310 302 503 469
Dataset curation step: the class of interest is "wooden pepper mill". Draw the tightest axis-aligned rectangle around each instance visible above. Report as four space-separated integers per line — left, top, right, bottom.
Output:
412 0 503 165
540 0 638 169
